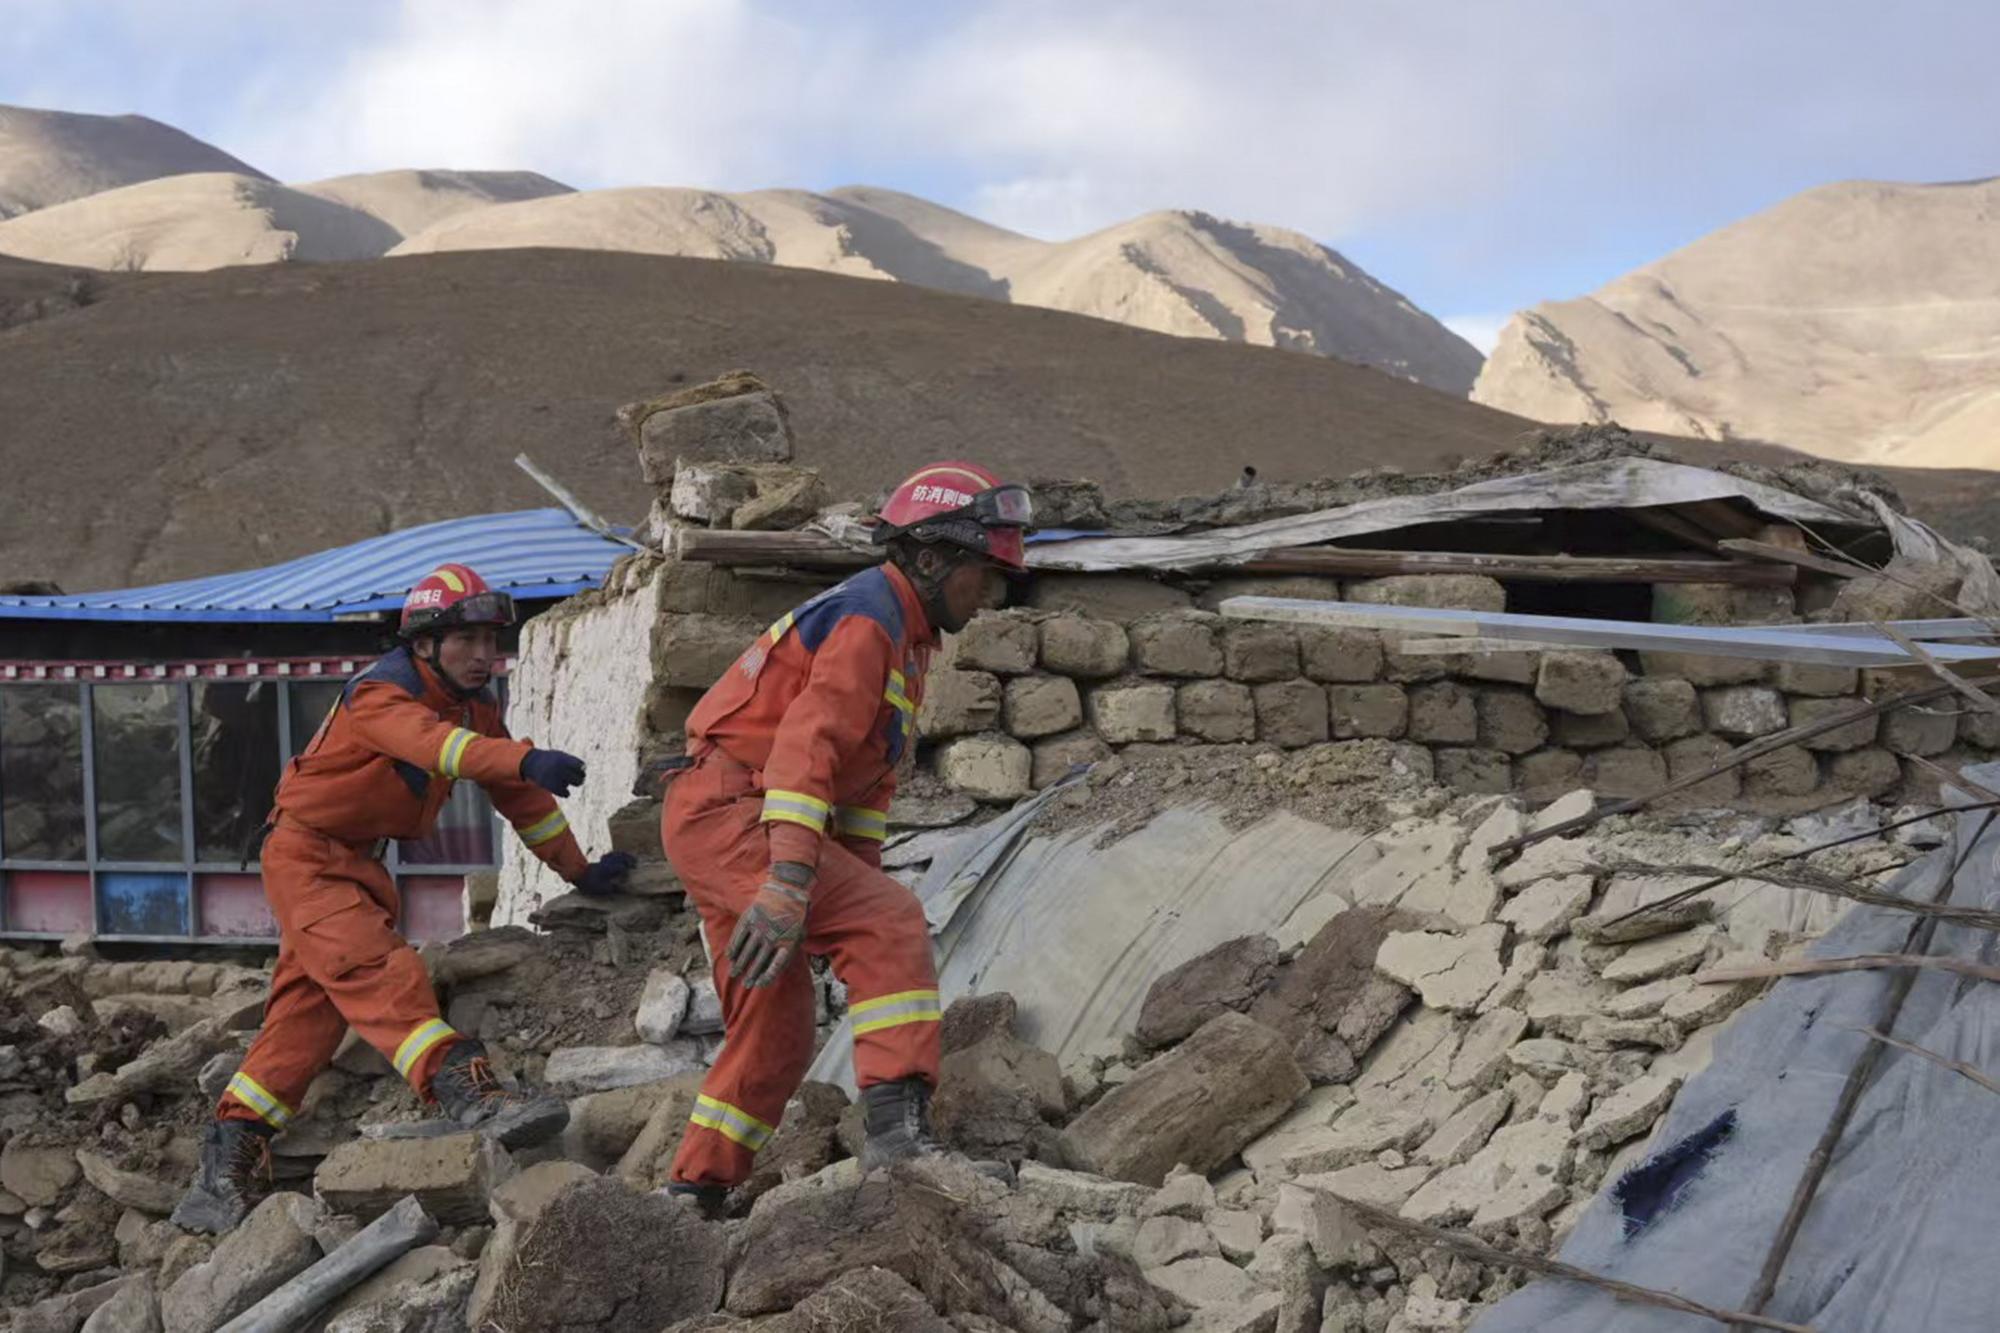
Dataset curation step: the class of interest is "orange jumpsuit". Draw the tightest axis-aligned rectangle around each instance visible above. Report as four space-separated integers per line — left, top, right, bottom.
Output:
667 562 942 1187
219 646 586 1132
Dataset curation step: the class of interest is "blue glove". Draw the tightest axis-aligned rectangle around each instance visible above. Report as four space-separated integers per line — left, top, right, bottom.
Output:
574 852 637 898
520 748 586 797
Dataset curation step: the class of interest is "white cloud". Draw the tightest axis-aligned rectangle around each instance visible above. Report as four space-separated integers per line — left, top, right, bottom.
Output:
1442 314 1513 357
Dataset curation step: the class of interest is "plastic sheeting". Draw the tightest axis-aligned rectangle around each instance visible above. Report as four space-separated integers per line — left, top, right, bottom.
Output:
1475 772 2000 1332
807 797 1372 1089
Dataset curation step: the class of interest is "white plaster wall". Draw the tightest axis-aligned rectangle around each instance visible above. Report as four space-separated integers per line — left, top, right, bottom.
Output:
496 564 659 926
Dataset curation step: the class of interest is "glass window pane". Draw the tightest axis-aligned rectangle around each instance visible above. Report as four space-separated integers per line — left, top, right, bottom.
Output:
1 686 87 861
192 681 282 863
400 779 497 867
93 684 185 863
287 682 345 759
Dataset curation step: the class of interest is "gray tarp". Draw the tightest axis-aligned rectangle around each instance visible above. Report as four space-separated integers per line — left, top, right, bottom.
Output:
1475 772 2000 1332
807 799 1370 1089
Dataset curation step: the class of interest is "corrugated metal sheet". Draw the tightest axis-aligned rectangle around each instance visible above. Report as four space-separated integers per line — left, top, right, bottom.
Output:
0 509 628 623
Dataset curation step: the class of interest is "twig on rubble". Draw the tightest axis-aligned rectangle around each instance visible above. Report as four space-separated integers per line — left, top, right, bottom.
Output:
1696 952 2000 988
1901 753 2000 804
1490 677 1995 858
1326 1197 1814 1332
1851 1026 2000 1100
1738 812 1994 1324
1596 858 2000 933
1873 620 2000 719
1590 798 2000 935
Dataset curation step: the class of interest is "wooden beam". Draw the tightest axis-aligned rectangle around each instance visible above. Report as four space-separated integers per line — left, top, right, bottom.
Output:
672 527 874 569
1622 506 1726 554
1719 538 1867 580
1670 498 1767 540
1237 548 1795 584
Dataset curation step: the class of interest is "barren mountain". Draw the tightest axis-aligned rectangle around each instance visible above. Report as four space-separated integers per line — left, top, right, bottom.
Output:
298 169 575 237
1473 178 2000 469
0 172 400 269
0 104 267 218
1 247 1989 594
390 186 1484 391
0 101 1480 392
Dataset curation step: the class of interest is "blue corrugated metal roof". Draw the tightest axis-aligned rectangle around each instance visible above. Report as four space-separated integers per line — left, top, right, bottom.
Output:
0 509 631 623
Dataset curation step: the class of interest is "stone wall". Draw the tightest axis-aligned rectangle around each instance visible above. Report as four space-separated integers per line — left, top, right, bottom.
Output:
500 560 1995 919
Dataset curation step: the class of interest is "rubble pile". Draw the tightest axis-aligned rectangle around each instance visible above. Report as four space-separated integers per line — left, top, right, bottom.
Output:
5 754 1942 1331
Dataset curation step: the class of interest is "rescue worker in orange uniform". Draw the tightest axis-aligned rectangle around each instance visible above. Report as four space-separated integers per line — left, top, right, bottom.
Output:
173 565 635 1233
662 462 1032 1215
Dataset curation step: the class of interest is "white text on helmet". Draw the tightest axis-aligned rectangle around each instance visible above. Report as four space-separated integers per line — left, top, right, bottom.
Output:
408 588 445 606
911 484 974 507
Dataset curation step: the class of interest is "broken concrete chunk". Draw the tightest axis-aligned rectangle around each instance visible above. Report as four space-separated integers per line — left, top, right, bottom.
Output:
633 968 691 1045
1399 1116 1572 1230
1415 1089 1512 1168
1140 1169 1217 1222
1537 1071 1592 1128
1604 973 1699 1020
1374 923 1506 1013
1662 956 1763 1027
2 1138 80 1206
1014 1161 1154 1219
1597 927 1717 985
1145 1254 1270 1311
1577 1072 1682 1149
1575 873 1716 943
1494 836 1597 890
1506 1039 1583 1080
79 1278 159 1333
315 1133 510 1227
1521 970 1617 1040
162 1191 323 1333
1499 866 1593 937
545 1041 706 1091
1207 1208 1265 1263
1134 1213 1219 1268
1446 1007 1529 1092
1061 1011 1309 1186
932 1032 1065 1164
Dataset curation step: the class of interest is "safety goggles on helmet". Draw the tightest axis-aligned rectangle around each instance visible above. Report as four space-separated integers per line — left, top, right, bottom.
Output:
968 483 1034 529
403 590 517 637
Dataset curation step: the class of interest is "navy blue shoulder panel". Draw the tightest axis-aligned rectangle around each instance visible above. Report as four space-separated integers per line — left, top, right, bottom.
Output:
791 567 905 654
341 646 426 706
341 647 433 799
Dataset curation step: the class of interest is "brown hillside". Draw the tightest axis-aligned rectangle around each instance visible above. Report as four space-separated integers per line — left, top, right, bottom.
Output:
0 247 1990 592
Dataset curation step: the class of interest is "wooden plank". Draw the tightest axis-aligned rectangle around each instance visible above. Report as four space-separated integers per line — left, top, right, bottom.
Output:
1719 537 1866 580
673 527 874 568
1237 547 1793 585
1621 506 1726 554
1670 498 1767 540
1874 621 2000 718
1217 597 2000 669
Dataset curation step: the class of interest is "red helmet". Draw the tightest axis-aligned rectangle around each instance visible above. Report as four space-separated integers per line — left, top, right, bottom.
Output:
874 461 1032 572
399 564 517 638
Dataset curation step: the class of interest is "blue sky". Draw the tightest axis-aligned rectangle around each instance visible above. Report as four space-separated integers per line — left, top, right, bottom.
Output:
5 0 1995 351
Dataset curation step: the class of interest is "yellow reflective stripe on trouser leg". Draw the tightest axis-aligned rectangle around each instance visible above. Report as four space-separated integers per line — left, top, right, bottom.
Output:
687 1094 776 1151
515 809 569 847
435 726 478 777
834 805 888 841
761 789 830 832
849 988 943 1036
224 1071 294 1130
393 1018 458 1081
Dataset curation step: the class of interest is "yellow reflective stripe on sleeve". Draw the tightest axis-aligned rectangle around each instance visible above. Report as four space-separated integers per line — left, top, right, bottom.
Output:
515 809 570 847
688 1094 776 1151
761 789 830 832
224 1071 294 1129
766 612 796 644
435 727 478 777
884 669 914 715
392 1018 458 1080
849 988 943 1036
835 806 889 841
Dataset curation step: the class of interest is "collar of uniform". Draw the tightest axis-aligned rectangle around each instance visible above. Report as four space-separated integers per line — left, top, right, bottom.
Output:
881 561 938 646
405 646 467 708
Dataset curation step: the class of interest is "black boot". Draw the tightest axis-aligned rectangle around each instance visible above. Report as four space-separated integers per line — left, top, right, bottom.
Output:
665 1181 729 1221
430 1039 569 1148
859 1077 947 1172
170 1119 275 1235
